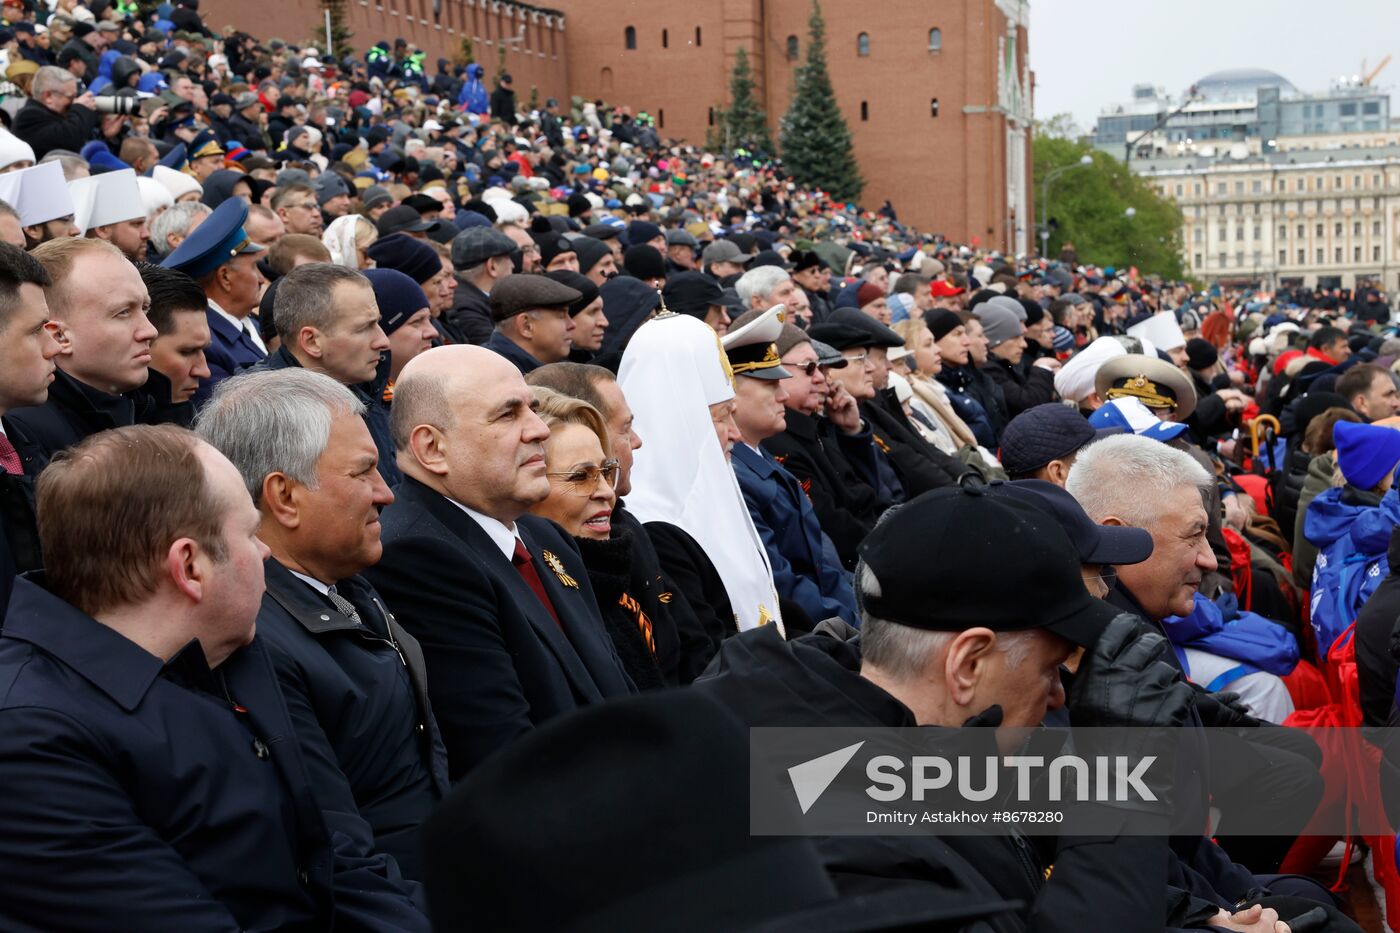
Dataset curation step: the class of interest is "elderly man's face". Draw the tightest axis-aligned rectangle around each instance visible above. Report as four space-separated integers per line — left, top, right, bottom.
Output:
779 342 826 415
292 412 395 579
753 275 799 312
1109 484 1216 621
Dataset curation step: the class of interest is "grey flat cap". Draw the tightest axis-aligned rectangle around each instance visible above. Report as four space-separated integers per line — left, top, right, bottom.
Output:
489 273 582 322
451 226 518 269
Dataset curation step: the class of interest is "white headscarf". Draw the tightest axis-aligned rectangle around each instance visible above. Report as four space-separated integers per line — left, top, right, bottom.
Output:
619 313 784 634
322 214 364 268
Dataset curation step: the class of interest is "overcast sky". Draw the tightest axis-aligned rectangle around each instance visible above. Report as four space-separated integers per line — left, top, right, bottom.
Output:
1028 0 1400 134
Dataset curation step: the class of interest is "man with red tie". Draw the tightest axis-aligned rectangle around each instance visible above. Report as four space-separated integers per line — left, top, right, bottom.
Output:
0 241 62 621
364 344 635 778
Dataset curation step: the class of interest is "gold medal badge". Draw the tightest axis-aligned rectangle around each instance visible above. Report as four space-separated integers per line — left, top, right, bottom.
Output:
541 550 579 588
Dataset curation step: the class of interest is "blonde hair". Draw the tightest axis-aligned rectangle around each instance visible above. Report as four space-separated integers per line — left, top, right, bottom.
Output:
531 386 612 458
30 237 124 316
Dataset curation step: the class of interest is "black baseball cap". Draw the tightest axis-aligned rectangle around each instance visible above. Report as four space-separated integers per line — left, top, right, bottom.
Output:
857 486 1119 647
998 402 1121 476
983 480 1154 567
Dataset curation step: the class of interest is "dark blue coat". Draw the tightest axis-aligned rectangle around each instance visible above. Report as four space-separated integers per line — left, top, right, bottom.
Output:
0 469 37 627
4 367 139 474
257 346 403 487
257 559 449 882
363 478 636 778
484 329 544 374
197 306 267 406
730 443 858 630
0 576 427 931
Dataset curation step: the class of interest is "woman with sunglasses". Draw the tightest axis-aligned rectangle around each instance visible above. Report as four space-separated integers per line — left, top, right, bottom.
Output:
527 386 665 689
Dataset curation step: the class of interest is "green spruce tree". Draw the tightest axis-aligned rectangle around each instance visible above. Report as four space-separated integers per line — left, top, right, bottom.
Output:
779 0 863 202
720 47 773 155
319 0 354 61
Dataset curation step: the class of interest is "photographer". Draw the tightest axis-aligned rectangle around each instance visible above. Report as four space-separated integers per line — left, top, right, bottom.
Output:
11 65 98 159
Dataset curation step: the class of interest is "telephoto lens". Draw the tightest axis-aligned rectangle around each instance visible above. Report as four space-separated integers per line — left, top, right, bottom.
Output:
91 96 140 116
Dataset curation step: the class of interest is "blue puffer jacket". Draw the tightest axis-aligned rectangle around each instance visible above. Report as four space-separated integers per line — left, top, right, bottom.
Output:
457 63 489 114
1306 484 1400 655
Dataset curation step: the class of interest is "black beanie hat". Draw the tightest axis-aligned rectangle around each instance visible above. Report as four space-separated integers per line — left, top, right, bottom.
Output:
1184 337 1218 371
925 308 963 342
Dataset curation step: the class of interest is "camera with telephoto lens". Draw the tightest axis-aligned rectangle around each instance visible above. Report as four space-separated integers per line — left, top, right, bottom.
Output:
91 96 140 116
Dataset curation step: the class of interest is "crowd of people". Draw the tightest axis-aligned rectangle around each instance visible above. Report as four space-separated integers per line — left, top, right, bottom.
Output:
1 0 1400 930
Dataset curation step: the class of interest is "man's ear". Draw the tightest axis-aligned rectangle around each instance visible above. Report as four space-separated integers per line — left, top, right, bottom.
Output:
408 423 449 476
942 627 996 708
259 472 301 529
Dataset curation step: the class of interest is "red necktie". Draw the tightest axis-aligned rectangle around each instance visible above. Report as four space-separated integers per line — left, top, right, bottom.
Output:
512 538 562 629
0 433 21 476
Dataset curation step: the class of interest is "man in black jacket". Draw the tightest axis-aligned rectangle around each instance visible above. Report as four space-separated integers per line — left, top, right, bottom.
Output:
6 238 156 473
763 325 885 568
0 243 60 623
447 225 516 345
197 368 449 884
809 308 973 497
489 73 517 125
694 488 1192 933
976 299 1057 418
12 65 99 159
255 262 399 486
365 346 635 778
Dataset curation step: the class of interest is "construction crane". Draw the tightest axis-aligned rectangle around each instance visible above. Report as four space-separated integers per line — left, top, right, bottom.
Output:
1361 54 1391 86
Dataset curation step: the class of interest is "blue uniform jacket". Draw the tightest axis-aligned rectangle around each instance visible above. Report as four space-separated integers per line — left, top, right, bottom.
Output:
0 575 427 932
257 559 450 884
730 443 858 628
197 306 267 405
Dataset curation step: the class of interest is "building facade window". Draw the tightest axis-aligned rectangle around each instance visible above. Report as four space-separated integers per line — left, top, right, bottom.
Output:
860 100 868 121
930 98 939 117
695 26 702 46
928 27 941 51
661 28 668 48
787 36 799 59
624 26 636 49
857 32 870 56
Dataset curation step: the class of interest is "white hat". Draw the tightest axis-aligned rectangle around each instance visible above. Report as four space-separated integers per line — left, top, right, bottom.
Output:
1126 311 1186 352
619 312 782 634
423 119 443 132
302 57 322 70
1054 335 1126 403
0 130 34 171
0 160 73 227
491 199 528 226
69 168 145 235
137 175 173 217
153 163 202 201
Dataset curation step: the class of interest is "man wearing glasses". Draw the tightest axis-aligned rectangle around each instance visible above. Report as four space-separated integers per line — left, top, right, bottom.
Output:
762 324 890 570
810 307 976 498
11 65 98 160
723 306 858 633
272 182 326 236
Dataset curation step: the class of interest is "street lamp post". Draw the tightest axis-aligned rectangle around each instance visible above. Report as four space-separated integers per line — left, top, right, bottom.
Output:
1039 154 1093 259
